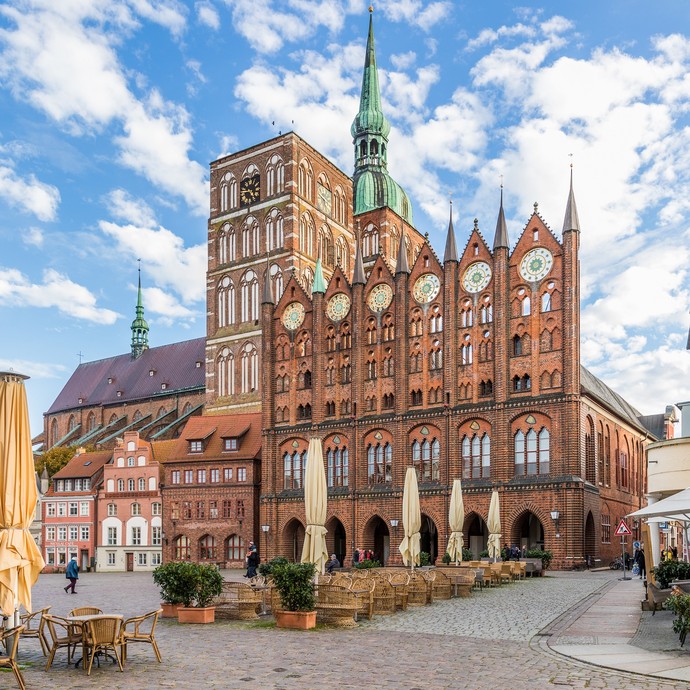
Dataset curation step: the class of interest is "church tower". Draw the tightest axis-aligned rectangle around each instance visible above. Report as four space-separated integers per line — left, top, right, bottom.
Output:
130 268 149 359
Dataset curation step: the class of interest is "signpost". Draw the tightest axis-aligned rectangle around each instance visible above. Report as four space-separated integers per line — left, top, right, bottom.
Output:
615 519 632 581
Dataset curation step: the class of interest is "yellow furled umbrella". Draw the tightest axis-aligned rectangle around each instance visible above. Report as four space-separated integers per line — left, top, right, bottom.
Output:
487 490 502 562
300 437 329 575
0 372 44 619
446 479 464 565
399 467 421 569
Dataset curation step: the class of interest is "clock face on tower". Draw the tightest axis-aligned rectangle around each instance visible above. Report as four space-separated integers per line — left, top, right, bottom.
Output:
412 273 441 304
367 283 393 312
240 174 260 206
462 261 492 293
326 293 351 321
282 302 305 331
316 183 332 215
519 248 553 283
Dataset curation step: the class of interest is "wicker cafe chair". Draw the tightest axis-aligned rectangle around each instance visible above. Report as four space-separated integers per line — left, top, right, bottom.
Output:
371 576 397 614
82 616 124 675
69 607 103 617
20 605 51 656
407 572 429 606
0 625 27 690
121 609 162 663
431 570 452 600
43 614 82 670
387 572 410 611
349 577 375 620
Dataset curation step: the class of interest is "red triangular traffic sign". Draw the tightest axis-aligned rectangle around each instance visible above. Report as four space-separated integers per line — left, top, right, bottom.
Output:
615 519 632 536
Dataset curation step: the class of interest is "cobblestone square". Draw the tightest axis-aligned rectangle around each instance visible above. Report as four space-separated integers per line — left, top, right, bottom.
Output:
10 570 688 690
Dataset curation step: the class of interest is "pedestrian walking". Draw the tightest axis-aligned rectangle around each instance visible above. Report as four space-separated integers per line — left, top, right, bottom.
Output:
634 546 646 580
64 556 79 594
245 541 259 578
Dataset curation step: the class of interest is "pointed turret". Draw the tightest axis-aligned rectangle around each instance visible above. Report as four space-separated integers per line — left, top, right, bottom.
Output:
493 187 509 250
396 228 409 274
351 9 413 225
262 262 274 304
130 267 149 359
444 201 458 262
312 257 326 294
562 167 580 233
353 234 366 285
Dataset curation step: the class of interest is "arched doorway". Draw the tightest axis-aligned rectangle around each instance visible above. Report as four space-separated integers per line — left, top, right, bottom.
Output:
585 511 596 562
283 518 305 562
466 512 488 557
326 517 347 566
363 516 390 565
513 511 545 551
420 514 438 564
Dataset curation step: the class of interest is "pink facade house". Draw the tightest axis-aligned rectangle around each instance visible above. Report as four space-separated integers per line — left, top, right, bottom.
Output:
42 449 111 572
96 431 163 571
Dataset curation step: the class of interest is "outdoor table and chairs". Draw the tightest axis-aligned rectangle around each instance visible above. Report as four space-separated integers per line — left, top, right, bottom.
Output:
19 605 51 656
0 625 27 690
80 615 125 675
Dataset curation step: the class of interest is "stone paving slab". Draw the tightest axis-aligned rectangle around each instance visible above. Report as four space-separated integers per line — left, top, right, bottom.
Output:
9 570 689 690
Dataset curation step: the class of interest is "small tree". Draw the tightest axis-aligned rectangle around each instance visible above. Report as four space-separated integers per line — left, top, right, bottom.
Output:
271 562 316 612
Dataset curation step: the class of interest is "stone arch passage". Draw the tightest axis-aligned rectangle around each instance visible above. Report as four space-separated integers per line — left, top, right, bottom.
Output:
325 516 347 567
511 510 545 551
282 518 305 562
363 515 390 565
465 512 488 558
420 513 439 564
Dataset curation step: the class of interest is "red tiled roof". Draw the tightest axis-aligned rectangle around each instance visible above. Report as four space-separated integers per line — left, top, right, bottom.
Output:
46 338 205 414
52 450 112 479
151 439 178 465
167 413 262 463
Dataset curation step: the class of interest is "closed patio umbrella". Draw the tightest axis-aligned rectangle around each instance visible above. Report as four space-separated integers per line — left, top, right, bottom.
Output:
0 372 44 622
300 437 329 575
446 479 464 565
399 467 421 569
487 490 502 562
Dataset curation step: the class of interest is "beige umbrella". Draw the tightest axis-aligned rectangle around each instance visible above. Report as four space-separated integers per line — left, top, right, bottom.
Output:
300 437 329 574
446 479 464 565
0 372 44 621
399 467 421 569
487 489 502 562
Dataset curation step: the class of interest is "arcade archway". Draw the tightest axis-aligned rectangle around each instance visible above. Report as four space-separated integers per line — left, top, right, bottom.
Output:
326 516 347 567
420 514 439 564
466 512 488 558
282 518 305 562
512 511 544 551
363 515 390 565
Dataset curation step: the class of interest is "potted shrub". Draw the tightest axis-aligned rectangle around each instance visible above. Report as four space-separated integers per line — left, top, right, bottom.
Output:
665 591 690 646
271 562 317 630
152 561 186 618
174 562 224 624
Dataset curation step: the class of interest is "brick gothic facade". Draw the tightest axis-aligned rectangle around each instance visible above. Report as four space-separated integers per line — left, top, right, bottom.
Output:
247 14 652 570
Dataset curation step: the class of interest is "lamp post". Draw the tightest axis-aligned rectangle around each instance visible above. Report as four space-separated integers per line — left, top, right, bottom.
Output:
550 510 560 538
390 519 398 564
261 524 270 561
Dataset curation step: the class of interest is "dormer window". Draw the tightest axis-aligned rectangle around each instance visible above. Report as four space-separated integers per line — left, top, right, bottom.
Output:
190 440 203 453
195 361 202 368
223 438 239 452
107 378 113 384
78 398 83 404
117 391 122 397
161 383 167 390
149 369 156 377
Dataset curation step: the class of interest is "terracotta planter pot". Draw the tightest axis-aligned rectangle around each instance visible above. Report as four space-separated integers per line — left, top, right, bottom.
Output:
177 606 216 624
160 602 180 618
275 610 317 630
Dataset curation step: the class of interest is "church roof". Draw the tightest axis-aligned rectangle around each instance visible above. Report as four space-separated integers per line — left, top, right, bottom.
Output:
47 338 205 415
580 366 655 437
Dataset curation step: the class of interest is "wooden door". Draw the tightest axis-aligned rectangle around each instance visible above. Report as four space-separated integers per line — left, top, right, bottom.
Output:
126 552 134 571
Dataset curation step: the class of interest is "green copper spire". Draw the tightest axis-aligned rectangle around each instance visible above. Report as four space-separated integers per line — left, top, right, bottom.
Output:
312 257 326 294
351 9 413 226
130 265 149 359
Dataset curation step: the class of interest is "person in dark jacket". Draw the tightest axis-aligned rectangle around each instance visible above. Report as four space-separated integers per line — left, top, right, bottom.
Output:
245 542 259 578
64 557 79 593
326 554 340 573
634 547 646 580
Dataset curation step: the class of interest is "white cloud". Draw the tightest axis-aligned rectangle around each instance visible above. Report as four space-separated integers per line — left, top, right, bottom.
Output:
23 227 45 248
196 1 220 30
0 358 67 380
105 189 157 226
0 267 119 323
390 51 416 70
217 134 240 159
222 0 352 53
100 220 207 304
0 164 60 221
142 285 197 320
128 0 188 37
376 0 452 32
0 1 207 214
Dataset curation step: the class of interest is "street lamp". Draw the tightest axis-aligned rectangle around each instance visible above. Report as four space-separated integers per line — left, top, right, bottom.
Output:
550 510 560 537
261 524 270 534
261 524 270 559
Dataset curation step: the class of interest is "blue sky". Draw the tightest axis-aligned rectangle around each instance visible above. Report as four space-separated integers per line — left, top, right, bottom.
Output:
1 0 690 436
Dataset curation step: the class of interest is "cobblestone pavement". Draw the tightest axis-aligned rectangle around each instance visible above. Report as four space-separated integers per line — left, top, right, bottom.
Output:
10 570 689 690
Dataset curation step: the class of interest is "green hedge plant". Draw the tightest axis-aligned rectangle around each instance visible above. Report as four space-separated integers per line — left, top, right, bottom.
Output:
653 560 690 589
271 562 316 612
153 561 223 608
665 592 690 646
258 556 289 578
354 559 381 569
526 549 553 570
